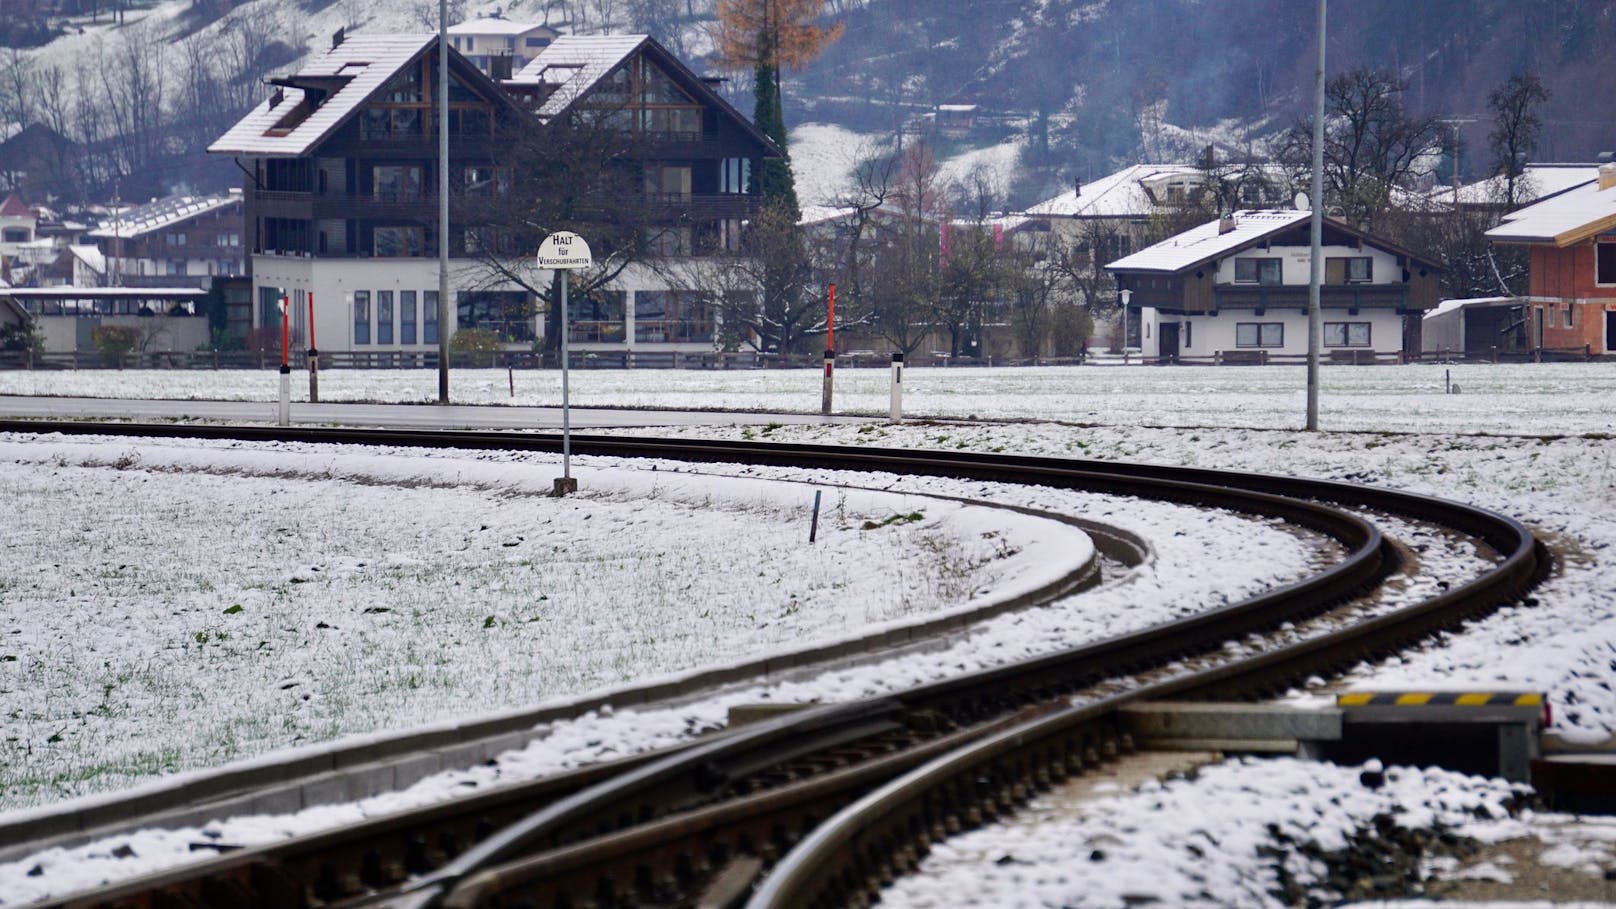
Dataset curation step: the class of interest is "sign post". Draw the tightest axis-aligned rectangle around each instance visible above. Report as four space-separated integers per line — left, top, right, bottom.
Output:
536 231 593 496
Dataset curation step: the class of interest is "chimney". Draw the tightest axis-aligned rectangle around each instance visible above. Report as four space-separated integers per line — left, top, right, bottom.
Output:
1073 178 1082 198
332 27 345 49
1600 163 1616 191
1218 214 1237 234
489 54 513 81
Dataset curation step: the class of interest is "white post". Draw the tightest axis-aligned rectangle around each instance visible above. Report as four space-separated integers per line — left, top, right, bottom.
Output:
560 272 572 485
1119 288 1132 364
889 351 904 421
278 368 291 425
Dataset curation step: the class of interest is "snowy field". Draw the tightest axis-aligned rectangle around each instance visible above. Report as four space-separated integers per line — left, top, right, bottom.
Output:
0 436 1097 814
3 361 1616 906
3 361 1614 435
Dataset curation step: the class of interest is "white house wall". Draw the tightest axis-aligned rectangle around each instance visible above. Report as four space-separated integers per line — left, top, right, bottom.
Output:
1143 308 1405 358
1212 243 1403 285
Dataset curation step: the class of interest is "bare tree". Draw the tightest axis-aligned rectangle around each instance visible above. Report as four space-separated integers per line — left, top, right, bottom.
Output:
1488 71 1550 209
1276 67 1442 230
823 143 898 329
867 141 943 355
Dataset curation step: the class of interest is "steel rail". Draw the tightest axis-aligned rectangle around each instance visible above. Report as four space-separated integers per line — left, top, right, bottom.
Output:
0 421 1540 909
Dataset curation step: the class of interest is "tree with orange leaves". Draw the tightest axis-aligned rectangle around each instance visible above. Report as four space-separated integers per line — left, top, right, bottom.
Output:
711 0 842 218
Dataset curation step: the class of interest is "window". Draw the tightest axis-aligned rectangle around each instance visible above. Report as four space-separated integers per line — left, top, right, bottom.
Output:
644 226 692 257
1234 257 1282 285
525 36 550 48
1565 305 1575 329
634 290 711 343
458 291 533 342
645 164 692 200
1236 321 1284 348
1327 256 1373 284
167 260 185 275
377 290 394 344
1598 242 1616 285
720 157 750 194
401 290 418 344
372 165 424 202
1324 322 1371 347
373 226 425 257
569 290 626 342
352 291 371 345
1184 321 1192 349
259 286 283 331
1 227 28 242
640 106 700 137
424 290 439 344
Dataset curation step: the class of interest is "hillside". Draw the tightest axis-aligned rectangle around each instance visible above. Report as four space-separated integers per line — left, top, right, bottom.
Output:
1 0 1612 208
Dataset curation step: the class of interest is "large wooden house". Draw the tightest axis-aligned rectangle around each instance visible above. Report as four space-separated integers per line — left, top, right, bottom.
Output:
208 31 779 357
1106 210 1442 362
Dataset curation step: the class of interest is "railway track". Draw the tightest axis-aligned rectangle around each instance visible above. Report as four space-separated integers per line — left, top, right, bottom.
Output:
0 420 1546 909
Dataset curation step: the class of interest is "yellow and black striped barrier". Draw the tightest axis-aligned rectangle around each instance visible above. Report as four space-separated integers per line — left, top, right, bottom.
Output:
1338 691 1545 710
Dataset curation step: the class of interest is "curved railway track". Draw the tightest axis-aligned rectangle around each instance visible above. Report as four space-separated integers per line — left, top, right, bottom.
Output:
0 420 1547 909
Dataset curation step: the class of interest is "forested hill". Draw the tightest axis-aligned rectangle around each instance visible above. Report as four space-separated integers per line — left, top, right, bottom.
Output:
794 0 1615 196
2 0 1612 204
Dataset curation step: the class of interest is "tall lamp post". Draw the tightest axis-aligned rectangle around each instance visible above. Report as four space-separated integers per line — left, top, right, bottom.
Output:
1305 0 1326 431
436 0 451 403
1119 288 1132 362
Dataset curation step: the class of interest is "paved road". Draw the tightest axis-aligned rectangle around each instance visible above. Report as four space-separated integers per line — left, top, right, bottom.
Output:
0 396 865 430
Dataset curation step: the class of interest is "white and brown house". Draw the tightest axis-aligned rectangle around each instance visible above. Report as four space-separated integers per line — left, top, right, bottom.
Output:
1105 210 1442 363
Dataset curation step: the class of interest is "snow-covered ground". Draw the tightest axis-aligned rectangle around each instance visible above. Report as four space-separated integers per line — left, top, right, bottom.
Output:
2 361 1614 906
4 361 1613 434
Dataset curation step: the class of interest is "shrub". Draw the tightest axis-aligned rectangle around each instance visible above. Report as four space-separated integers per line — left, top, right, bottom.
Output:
90 324 144 365
451 328 503 366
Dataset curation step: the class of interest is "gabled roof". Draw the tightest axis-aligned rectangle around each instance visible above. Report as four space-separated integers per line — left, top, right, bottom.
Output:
86 192 240 240
210 34 433 157
509 35 780 156
1107 210 1310 272
1486 175 1616 247
0 192 34 218
449 18 555 37
1429 163 1603 208
209 34 522 158
1106 209 1441 274
1024 164 1201 218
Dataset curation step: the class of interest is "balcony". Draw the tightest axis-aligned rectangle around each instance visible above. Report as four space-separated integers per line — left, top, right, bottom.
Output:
1214 283 1409 312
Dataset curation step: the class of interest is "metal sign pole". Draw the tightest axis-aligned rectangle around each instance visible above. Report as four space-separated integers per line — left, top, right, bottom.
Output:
537 231 592 497
560 272 571 484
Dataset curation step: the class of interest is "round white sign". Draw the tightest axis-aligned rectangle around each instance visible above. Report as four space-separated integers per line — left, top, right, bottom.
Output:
537 231 593 270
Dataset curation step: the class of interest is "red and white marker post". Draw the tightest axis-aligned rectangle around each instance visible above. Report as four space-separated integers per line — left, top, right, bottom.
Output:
277 292 291 425
821 283 836 415
306 292 319 403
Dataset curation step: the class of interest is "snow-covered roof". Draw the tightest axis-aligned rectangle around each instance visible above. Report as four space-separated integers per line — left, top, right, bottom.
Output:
448 18 553 37
87 192 240 240
1426 296 1519 318
69 244 106 275
1106 210 1310 272
0 192 34 218
1486 174 1616 247
1023 164 1200 218
1429 163 1603 208
208 34 434 157
510 34 645 120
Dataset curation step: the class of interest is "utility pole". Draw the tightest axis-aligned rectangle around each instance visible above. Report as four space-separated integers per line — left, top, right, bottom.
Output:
1305 0 1325 432
437 0 451 403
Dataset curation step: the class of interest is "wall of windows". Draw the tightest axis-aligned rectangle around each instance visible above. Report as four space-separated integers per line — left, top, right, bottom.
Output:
458 290 533 342
570 290 626 342
634 290 711 343
352 290 371 344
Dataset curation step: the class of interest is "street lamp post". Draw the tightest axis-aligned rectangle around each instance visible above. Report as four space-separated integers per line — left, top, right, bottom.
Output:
1119 288 1132 363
